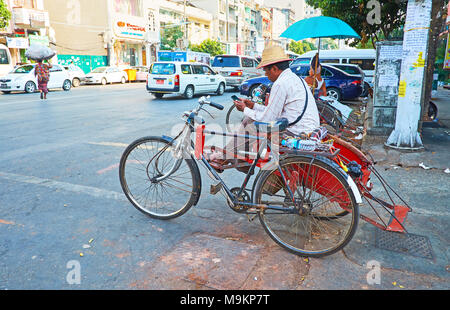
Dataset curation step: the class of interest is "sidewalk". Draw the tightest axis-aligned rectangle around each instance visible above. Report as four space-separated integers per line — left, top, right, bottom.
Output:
306 87 450 290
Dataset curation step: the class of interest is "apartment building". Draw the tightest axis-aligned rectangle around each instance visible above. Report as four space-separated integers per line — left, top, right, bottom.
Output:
1 0 50 66
43 0 160 73
159 0 212 47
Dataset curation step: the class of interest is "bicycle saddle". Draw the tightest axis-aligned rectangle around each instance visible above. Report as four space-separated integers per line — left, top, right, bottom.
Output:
253 118 289 133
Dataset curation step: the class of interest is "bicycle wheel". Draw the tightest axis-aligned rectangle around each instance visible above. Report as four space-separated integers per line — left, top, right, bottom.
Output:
253 156 359 257
119 136 201 220
226 104 245 132
316 101 344 134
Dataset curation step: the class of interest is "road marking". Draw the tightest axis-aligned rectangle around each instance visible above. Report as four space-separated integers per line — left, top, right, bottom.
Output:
97 163 120 175
87 142 130 148
0 171 127 202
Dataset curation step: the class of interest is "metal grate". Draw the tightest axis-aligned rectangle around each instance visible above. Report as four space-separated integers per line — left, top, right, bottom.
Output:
374 229 434 260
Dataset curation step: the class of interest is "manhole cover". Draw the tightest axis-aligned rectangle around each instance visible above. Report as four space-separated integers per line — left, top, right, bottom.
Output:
374 229 434 260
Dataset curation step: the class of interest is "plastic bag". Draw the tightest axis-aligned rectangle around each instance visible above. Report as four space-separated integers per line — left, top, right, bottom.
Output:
25 44 56 61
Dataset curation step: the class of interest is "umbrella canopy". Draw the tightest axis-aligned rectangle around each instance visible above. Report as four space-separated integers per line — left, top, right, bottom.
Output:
280 16 361 41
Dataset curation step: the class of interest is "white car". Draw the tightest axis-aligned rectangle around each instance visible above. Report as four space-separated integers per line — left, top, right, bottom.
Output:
0 64 72 94
84 66 128 85
146 61 226 99
63 65 86 87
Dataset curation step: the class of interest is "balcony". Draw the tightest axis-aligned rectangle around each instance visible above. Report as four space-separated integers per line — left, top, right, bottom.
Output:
12 7 49 28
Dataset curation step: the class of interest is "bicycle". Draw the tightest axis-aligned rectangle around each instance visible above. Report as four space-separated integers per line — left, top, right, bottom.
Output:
119 96 362 257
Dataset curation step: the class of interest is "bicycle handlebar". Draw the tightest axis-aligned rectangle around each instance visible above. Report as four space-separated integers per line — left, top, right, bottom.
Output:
198 96 224 111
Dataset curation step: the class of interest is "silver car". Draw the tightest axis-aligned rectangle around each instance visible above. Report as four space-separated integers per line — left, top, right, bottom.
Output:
211 55 263 90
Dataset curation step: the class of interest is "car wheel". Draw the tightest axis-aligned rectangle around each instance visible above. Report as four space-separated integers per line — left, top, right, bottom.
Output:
63 79 72 91
216 82 225 95
121 76 126 84
101 78 107 85
72 78 80 87
25 81 36 93
153 93 164 99
327 87 342 101
184 85 194 99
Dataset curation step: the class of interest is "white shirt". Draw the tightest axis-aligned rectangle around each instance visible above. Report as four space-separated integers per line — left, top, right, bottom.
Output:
243 68 320 135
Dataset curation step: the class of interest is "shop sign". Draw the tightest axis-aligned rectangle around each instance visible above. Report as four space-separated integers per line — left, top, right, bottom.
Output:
114 17 146 40
29 34 49 47
6 37 29 49
444 33 450 70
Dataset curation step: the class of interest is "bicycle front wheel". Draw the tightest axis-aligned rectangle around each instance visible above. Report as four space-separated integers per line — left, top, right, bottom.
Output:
225 105 245 132
253 156 359 257
119 136 201 220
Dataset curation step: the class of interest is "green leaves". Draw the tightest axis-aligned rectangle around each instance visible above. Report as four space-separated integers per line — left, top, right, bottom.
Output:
190 39 225 57
306 0 407 47
0 0 11 30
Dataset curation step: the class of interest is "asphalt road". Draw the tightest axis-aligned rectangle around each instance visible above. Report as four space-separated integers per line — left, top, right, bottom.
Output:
0 83 448 292
0 83 296 290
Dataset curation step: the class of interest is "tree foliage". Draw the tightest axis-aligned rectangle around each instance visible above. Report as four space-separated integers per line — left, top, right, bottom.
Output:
288 40 317 55
0 0 11 29
190 39 225 56
305 0 407 47
160 25 184 50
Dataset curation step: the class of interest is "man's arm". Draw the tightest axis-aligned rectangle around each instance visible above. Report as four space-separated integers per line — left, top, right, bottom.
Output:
242 83 286 122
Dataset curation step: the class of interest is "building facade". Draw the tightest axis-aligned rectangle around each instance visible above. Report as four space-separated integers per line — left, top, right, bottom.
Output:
1 0 50 66
43 0 160 73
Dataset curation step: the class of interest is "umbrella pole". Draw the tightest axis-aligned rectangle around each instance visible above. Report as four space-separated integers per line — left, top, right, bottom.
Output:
312 38 321 95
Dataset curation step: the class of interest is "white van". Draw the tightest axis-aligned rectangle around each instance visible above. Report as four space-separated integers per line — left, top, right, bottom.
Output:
0 44 14 78
291 49 376 88
147 61 227 99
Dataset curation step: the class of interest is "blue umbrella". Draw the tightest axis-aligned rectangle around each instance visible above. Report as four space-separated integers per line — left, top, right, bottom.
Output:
280 16 360 91
280 16 361 41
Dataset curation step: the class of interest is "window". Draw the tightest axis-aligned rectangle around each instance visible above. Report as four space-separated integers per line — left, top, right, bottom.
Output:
0 49 9 65
212 56 240 67
293 66 309 77
181 65 192 74
321 68 333 78
13 0 35 8
321 59 339 64
151 63 176 75
202 66 214 75
50 65 62 72
192 65 204 74
333 65 361 75
241 58 253 68
13 65 34 73
291 58 310 65
114 0 142 16
349 59 375 71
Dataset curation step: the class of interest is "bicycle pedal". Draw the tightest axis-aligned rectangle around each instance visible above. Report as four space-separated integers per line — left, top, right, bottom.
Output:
210 183 223 195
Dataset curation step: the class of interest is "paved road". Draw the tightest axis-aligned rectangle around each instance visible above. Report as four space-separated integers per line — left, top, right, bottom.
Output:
0 84 448 291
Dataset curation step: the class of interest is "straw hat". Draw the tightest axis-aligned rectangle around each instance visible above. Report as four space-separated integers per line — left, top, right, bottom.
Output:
257 43 291 69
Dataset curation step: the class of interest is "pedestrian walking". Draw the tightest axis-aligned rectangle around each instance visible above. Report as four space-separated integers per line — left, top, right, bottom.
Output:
34 60 52 100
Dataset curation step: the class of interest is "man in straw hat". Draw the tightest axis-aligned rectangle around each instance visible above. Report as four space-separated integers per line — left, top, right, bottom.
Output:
207 43 320 172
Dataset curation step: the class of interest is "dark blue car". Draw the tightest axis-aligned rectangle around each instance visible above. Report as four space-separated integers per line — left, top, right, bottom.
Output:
239 63 363 101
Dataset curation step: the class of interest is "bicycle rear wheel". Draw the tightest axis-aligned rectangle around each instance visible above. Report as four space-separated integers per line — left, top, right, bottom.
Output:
316 101 344 134
253 156 359 257
119 136 201 220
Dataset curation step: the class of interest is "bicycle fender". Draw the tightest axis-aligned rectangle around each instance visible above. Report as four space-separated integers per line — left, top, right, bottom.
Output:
345 174 362 204
160 135 202 206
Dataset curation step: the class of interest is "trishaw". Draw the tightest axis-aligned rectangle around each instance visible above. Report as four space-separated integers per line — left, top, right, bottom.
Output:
119 95 412 258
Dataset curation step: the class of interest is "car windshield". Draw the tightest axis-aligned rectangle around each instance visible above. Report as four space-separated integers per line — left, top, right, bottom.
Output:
0 49 9 65
13 65 34 73
212 56 240 67
151 63 175 75
91 67 107 73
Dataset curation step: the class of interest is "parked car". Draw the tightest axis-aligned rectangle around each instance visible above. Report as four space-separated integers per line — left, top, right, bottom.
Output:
146 61 226 99
132 66 148 82
325 63 370 96
84 66 128 85
211 55 262 89
63 64 86 87
239 63 363 101
0 63 72 94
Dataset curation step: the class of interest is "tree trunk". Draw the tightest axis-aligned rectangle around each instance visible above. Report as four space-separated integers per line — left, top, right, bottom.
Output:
420 0 446 127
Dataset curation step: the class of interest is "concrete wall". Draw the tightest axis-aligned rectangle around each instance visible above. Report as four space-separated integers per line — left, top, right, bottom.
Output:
44 0 108 56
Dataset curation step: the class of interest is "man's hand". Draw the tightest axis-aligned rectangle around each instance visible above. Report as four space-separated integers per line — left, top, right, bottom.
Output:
234 100 246 112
